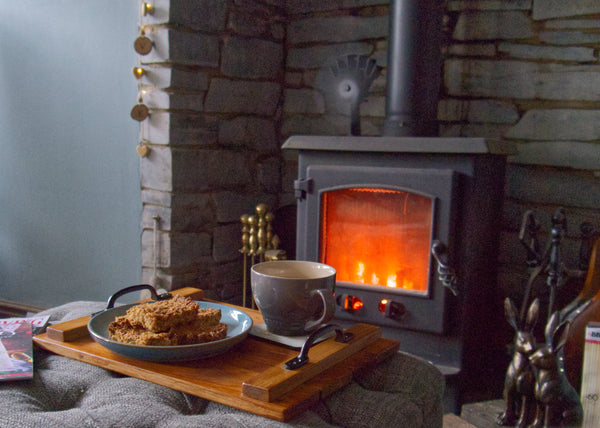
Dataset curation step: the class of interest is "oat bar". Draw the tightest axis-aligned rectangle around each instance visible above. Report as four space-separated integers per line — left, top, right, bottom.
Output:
107 296 227 346
124 295 200 332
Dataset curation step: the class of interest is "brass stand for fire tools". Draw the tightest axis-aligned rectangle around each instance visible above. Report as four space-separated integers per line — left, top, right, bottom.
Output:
240 204 286 308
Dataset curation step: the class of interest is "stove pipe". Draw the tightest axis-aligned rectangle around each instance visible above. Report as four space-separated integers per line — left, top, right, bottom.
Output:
383 0 443 137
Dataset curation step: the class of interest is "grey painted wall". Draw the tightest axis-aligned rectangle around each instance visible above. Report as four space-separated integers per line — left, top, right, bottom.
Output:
0 1 141 308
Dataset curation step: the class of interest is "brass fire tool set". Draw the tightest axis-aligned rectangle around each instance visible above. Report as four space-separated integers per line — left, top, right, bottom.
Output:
240 204 286 308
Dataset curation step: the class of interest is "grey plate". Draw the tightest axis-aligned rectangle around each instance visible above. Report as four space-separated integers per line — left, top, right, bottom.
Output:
87 301 253 362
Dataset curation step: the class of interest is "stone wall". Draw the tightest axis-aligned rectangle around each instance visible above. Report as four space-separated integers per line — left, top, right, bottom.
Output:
135 0 600 306
441 0 600 305
137 0 286 301
280 0 600 306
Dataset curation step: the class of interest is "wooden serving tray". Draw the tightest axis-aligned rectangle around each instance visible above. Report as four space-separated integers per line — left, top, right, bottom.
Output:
33 287 400 422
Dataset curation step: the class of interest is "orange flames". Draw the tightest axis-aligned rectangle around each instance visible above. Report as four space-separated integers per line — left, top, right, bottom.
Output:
320 188 432 294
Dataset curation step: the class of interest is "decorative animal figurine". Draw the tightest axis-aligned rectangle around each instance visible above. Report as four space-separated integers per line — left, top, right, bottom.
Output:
497 298 539 427
528 311 583 428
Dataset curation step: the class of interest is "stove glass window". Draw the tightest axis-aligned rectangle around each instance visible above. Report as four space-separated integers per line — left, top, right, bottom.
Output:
319 187 433 295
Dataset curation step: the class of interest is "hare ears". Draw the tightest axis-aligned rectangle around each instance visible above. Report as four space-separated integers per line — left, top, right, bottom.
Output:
525 298 540 331
504 298 520 330
504 297 540 331
545 311 571 352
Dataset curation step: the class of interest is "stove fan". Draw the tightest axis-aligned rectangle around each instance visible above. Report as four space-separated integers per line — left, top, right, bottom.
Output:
328 54 380 136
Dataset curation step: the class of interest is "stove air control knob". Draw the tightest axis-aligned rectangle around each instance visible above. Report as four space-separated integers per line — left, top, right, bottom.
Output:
379 299 406 321
337 294 363 312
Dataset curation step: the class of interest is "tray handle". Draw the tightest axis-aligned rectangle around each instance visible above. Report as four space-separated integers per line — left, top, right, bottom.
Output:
105 284 171 310
284 324 354 370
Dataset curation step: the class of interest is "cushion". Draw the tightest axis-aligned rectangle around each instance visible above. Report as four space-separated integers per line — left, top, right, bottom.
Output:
0 301 444 427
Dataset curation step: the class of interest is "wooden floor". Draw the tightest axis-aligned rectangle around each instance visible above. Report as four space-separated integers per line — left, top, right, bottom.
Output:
443 413 476 427
444 399 505 428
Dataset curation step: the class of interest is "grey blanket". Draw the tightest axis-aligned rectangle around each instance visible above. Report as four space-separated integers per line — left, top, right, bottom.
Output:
0 302 444 427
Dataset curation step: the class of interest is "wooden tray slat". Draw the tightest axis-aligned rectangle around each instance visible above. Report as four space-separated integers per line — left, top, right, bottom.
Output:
242 323 381 402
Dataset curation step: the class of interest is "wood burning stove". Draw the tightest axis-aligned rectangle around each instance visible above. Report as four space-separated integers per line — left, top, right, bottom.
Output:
279 0 518 409
283 134 514 408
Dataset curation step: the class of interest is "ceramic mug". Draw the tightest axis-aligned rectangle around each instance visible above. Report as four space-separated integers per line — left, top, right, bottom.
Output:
250 260 336 336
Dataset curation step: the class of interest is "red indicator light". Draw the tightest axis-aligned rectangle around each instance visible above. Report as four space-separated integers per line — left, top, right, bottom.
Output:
352 298 363 310
338 295 363 312
379 299 389 313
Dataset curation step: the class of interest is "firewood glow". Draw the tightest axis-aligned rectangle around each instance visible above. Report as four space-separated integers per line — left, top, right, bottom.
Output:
319 187 432 294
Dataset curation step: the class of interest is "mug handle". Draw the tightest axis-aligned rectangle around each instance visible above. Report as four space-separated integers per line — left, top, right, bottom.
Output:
304 289 336 332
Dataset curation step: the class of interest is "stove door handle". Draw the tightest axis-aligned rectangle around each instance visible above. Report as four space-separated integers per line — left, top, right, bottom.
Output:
431 240 459 296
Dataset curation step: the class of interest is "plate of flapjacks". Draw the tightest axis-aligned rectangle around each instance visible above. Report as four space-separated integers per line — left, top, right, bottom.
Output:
88 295 253 362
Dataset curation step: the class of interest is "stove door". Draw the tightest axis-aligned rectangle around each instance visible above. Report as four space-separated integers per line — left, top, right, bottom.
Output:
319 186 433 295
296 165 457 334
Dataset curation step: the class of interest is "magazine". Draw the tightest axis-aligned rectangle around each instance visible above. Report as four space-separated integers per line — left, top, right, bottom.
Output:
0 315 49 381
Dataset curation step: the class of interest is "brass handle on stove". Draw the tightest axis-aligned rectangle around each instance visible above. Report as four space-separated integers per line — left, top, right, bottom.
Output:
431 240 459 296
